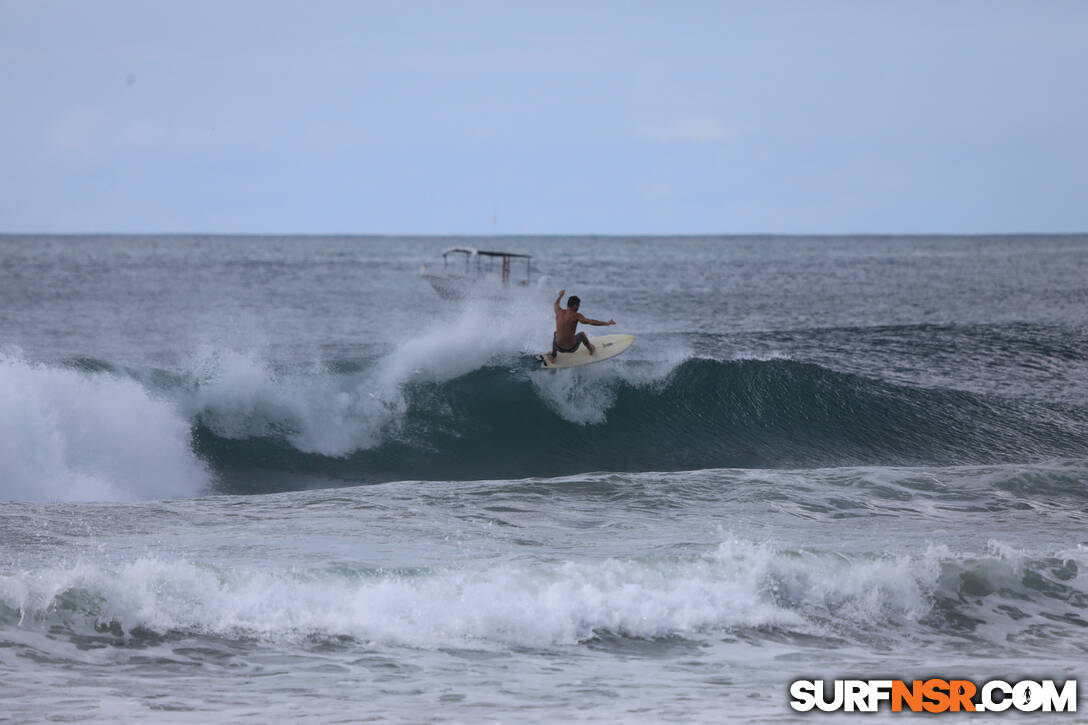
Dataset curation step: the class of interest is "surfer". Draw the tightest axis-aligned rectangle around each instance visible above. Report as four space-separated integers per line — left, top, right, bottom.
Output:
549 289 615 363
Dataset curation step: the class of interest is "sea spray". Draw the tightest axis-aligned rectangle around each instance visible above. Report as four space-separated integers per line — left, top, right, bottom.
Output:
181 298 685 458
0 353 207 502
181 297 553 457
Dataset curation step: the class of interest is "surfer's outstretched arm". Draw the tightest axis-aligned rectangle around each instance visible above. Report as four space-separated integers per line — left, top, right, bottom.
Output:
554 288 565 313
577 314 616 326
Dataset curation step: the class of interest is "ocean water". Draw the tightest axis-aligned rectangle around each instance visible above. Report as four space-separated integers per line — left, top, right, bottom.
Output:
1 234 1086 722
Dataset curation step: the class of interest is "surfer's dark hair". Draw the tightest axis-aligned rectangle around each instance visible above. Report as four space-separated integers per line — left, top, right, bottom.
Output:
568 295 581 307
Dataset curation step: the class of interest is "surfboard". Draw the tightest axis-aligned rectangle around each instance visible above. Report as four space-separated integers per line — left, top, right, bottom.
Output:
536 333 635 369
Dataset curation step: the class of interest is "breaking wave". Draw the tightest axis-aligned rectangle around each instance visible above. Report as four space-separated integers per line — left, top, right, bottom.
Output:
3 325 1085 498
186 355 1086 492
0 353 207 502
3 539 1084 654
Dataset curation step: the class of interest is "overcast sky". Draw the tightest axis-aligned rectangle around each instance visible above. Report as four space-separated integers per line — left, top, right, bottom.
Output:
2 1 1086 235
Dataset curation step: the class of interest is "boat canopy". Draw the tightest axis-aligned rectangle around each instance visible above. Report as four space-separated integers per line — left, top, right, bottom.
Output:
441 247 531 259
430 246 533 289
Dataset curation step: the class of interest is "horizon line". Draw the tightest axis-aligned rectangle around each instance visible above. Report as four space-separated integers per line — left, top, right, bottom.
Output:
2 231 1087 239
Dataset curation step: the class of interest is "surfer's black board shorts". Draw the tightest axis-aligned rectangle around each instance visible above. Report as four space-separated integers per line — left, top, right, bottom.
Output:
553 331 589 354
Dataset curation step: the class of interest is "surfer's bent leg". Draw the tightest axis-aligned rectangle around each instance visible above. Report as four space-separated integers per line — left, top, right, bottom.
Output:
578 332 595 355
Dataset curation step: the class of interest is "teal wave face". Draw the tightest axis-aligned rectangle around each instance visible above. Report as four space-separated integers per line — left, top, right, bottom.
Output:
187 358 1088 493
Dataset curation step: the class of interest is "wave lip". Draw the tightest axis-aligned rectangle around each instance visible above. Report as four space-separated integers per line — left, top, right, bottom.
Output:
0 353 207 502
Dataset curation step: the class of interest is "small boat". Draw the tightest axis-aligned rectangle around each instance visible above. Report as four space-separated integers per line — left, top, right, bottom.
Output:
420 247 533 300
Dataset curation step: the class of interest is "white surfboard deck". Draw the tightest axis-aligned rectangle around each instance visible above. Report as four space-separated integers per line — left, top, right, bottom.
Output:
536 333 635 369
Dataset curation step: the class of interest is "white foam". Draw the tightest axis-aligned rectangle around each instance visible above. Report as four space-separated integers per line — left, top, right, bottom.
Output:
0 538 957 649
0 353 208 502
182 295 692 452
748 540 936 624
530 341 691 424
374 294 552 382
181 346 395 456
1 556 787 648
176 298 550 457
728 349 792 361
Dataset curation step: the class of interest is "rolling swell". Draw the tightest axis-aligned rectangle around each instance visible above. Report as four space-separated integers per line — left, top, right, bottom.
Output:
192 358 1088 493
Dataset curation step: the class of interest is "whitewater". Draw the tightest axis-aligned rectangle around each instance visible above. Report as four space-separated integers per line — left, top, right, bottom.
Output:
1 235 1086 722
